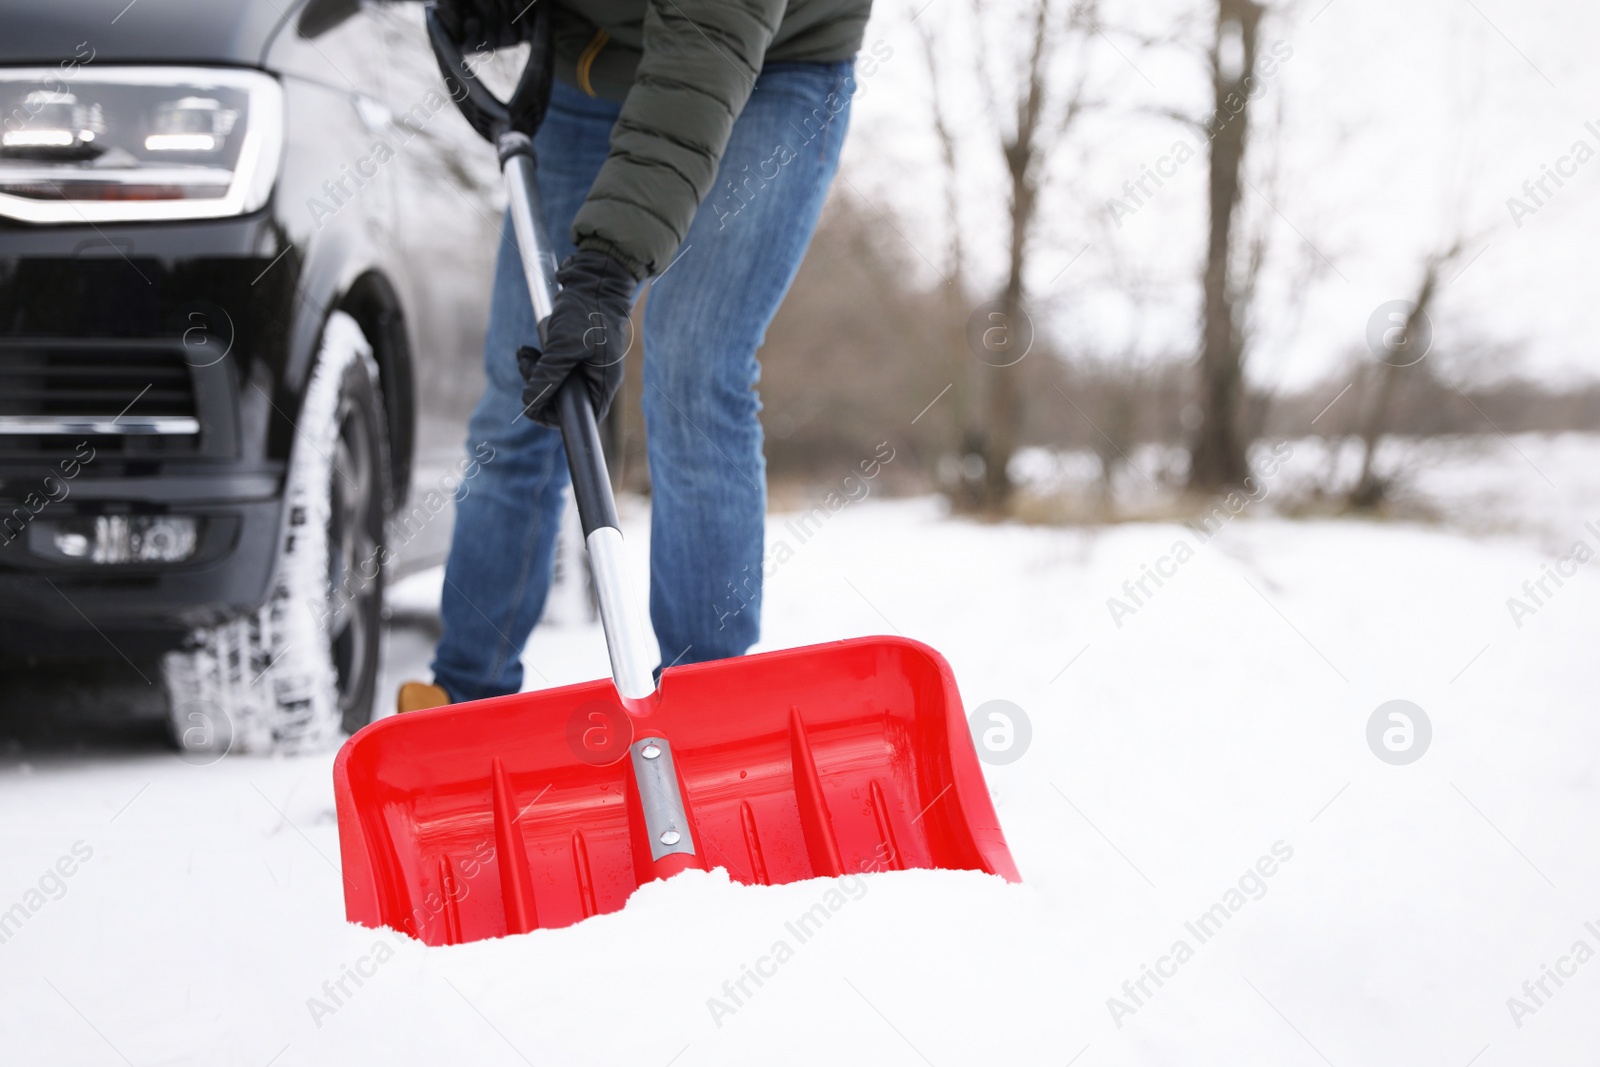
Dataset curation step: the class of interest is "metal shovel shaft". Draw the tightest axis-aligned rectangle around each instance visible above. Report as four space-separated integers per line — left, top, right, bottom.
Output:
499 132 656 702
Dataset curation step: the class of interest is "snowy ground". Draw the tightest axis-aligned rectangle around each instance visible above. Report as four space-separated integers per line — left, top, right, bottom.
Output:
3 435 1599 1066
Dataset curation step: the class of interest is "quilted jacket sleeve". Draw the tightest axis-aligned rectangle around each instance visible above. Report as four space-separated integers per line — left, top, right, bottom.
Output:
569 0 785 277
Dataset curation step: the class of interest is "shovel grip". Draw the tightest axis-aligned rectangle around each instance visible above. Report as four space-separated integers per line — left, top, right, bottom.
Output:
424 4 553 142
556 379 619 538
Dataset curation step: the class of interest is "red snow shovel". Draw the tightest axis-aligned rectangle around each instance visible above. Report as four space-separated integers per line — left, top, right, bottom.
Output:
332 8 1019 946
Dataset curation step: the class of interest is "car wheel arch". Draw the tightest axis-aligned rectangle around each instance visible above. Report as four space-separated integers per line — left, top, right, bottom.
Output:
337 269 415 512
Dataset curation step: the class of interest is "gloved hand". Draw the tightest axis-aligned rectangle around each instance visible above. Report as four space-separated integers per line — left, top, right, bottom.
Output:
518 248 638 428
434 0 528 50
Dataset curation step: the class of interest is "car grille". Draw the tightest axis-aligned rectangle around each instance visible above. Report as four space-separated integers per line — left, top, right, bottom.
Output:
0 340 200 460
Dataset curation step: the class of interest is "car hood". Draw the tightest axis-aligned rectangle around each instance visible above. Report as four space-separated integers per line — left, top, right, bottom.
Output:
0 0 297 66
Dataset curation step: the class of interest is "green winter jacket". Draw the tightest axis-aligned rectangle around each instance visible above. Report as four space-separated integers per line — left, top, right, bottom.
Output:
551 0 870 278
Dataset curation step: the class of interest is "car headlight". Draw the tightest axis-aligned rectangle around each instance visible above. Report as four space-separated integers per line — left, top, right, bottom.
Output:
0 66 282 224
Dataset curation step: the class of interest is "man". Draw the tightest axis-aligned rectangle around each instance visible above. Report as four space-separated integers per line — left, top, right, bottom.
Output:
399 0 868 710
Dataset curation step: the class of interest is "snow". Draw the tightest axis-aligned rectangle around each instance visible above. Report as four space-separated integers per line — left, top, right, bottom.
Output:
1012 430 1600 544
5 436 1600 1065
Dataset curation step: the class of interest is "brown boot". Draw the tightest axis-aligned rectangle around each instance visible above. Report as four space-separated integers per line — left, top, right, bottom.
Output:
396 681 451 715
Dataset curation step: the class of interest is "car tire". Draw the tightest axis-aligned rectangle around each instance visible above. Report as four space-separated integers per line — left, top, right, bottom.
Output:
162 311 391 756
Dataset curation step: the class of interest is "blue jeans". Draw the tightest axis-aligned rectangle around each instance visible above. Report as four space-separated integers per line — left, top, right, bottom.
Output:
431 62 854 702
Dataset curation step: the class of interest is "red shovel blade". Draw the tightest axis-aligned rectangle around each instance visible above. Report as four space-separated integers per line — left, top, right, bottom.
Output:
334 636 1020 945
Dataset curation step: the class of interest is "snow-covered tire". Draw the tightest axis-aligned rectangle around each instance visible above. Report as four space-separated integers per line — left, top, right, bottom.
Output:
163 312 391 756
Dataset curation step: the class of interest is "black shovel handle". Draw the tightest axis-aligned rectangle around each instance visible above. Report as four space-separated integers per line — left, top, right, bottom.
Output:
556 378 620 535
424 3 553 142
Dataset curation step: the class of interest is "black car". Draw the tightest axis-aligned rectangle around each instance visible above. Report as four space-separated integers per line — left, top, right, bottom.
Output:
0 0 500 750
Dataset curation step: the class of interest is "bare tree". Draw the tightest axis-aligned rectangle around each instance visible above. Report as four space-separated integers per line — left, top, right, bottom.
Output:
912 16 985 506
1065 357 1152 506
950 0 1100 512
1188 0 1267 491
914 16 967 295
1346 241 1465 508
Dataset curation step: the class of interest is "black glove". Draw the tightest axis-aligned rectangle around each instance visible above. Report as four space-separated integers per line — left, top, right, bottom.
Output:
518 249 638 429
434 0 528 51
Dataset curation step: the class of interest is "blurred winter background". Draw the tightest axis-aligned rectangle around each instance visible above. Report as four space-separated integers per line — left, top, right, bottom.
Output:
6 0 1600 1064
